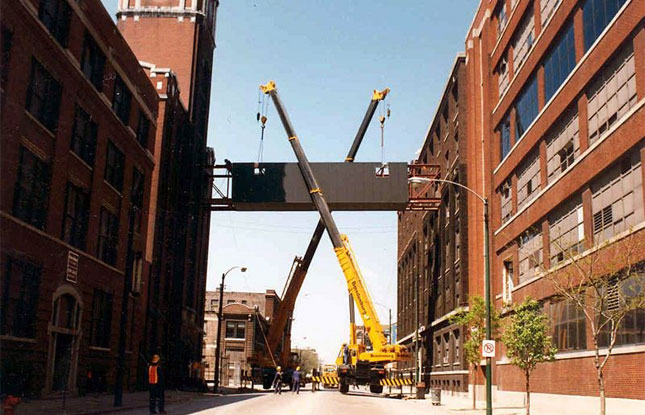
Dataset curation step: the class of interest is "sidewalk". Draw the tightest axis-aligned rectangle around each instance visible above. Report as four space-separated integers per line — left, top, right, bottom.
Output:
13 390 213 415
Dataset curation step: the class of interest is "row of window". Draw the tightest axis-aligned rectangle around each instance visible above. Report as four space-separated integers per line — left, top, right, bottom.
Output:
15 1 152 147
0 255 114 348
433 329 461 367
506 146 643 285
12 144 144 265
498 40 636 226
497 0 628 161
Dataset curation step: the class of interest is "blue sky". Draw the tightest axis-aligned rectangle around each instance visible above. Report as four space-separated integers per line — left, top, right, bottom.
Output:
102 0 477 363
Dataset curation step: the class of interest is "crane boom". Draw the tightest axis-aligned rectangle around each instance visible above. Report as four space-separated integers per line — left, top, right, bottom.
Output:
264 87 390 360
260 81 406 359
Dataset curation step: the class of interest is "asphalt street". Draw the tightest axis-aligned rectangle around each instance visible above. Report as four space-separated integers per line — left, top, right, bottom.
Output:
105 386 450 415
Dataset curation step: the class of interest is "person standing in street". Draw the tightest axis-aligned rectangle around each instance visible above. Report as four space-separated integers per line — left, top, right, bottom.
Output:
272 366 283 394
148 354 166 414
292 366 301 394
311 368 319 392
342 343 350 365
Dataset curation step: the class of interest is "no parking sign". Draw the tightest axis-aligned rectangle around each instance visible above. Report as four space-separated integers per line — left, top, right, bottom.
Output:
482 340 495 358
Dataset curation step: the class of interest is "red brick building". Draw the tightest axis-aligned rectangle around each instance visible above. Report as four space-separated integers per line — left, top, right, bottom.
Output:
398 55 471 391
400 0 645 407
464 0 644 404
0 0 158 396
202 290 285 386
116 0 217 385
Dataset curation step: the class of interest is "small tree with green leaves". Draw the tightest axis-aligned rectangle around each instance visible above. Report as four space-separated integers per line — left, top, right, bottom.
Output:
502 298 557 415
451 295 499 409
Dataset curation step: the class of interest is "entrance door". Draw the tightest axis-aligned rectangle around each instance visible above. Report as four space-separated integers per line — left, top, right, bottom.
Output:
47 290 82 394
52 333 73 391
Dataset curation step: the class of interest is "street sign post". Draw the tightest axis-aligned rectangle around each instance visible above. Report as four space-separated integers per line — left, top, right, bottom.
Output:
482 340 495 358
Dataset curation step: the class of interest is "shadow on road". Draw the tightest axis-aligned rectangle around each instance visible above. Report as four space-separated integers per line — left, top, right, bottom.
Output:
165 393 263 414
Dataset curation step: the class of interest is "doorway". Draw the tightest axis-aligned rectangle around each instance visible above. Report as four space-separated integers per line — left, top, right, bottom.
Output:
46 288 82 394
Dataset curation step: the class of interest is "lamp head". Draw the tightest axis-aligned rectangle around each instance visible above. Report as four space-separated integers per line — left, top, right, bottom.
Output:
241 267 247 272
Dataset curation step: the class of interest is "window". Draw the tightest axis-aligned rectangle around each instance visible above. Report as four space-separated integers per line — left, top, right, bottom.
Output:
227 300 235 304
81 34 105 91
496 2 508 39
549 196 584 265
497 56 510 97
1 257 41 338
131 168 144 232
587 45 636 145
518 229 543 283
38 0 71 47
514 76 539 140
503 260 514 304
97 207 119 266
550 297 586 351
62 183 89 249
210 299 218 310
13 147 50 229
512 9 536 70
136 112 150 148
500 115 511 160
1 27 12 95
434 336 442 366
241 300 247 305
599 273 645 347
583 0 627 51
517 149 541 209
499 179 512 224
591 149 643 243
544 22 576 102
546 110 580 182
112 76 131 125
90 289 113 348
443 333 450 365
225 321 246 339
104 141 124 191
26 58 62 132
453 330 460 363
70 105 97 166
541 0 562 24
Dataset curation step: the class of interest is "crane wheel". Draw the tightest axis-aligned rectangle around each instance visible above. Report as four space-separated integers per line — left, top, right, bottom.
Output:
339 383 349 394
369 385 383 394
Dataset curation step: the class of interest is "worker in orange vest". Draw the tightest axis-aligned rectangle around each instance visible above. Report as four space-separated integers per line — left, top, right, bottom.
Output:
2 394 21 415
148 354 166 414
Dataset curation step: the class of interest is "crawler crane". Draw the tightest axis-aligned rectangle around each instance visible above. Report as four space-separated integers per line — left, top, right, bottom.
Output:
259 81 411 394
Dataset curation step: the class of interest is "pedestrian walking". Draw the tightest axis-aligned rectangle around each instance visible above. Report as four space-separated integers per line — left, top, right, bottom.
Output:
311 368 319 392
272 366 283 394
292 366 301 394
148 354 166 414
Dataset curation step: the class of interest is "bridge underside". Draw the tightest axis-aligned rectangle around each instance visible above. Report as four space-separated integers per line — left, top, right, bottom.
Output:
208 162 440 211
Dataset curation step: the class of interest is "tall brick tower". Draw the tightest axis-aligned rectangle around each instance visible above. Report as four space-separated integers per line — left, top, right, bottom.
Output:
116 1 218 385
117 0 217 141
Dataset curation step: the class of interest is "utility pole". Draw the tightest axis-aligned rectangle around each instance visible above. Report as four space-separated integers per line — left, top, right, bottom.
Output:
214 266 246 393
414 265 419 383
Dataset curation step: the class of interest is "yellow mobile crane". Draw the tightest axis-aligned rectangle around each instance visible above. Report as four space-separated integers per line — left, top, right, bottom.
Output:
259 81 411 394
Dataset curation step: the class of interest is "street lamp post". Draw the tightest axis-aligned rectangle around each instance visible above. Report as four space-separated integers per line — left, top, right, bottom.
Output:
214 266 247 393
409 177 492 415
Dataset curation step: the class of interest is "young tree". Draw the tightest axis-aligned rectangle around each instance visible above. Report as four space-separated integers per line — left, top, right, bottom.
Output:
451 295 500 409
502 298 557 415
545 232 645 415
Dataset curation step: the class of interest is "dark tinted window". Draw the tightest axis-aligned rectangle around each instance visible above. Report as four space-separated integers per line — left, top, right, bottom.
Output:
38 0 71 47
26 59 62 132
514 76 539 139
90 289 113 348
81 34 105 91
13 147 50 229
104 141 124 191
97 207 119 265
112 76 131 125
1 257 42 338
544 22 576 101
70 105 98 165
62 183 90 249
583 0 627 51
